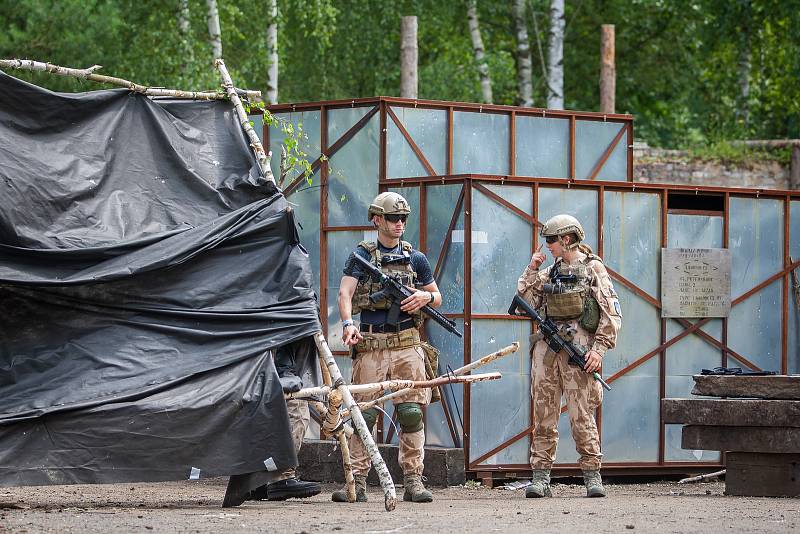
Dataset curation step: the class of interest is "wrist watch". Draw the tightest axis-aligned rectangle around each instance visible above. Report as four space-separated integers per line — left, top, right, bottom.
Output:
342 319 354 329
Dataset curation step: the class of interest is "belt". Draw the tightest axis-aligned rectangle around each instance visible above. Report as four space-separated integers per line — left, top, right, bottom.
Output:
360 319 416 334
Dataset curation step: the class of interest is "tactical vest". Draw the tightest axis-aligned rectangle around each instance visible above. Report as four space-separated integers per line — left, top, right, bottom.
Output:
351 241 423 325
543 253 601 332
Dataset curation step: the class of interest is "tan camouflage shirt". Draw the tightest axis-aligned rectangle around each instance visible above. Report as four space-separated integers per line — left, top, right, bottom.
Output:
517 254 622 355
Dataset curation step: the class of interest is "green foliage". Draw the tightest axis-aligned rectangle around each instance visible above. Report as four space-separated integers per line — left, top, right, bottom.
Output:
0 0 798 148
688 140 792 166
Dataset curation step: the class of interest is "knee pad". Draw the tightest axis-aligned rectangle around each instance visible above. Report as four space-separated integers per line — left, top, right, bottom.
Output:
360 408 379 430
395 402 424 433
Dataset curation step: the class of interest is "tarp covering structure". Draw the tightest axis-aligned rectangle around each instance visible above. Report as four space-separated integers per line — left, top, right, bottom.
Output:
0 71 321 486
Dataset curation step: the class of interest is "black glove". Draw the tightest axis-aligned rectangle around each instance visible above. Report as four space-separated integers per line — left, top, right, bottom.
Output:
278 372 303 393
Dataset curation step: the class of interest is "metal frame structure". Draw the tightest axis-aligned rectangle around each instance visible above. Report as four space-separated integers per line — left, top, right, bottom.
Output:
259 97 800 478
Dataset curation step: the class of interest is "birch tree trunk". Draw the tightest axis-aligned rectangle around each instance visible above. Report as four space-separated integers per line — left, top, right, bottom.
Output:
466 0 492 104
266 0 279 104
547 0 565 109
736 1 752 128
511 0 533 107
400 16 418 99
206 0 223 60
177 0 194 77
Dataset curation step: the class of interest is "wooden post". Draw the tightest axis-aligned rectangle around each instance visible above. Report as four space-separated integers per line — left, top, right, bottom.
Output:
400 16 418 99
600 24 615 114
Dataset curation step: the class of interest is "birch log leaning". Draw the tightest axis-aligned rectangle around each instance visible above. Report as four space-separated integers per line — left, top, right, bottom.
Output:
314 332 398 512
215 59 275 184
0 59 261 100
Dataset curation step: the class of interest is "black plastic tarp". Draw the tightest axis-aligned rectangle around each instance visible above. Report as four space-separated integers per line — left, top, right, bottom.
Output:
0 71 321 486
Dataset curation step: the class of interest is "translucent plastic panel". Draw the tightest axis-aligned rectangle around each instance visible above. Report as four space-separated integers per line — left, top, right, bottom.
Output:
664 319 723 463
665 319 723 393
602 283 661 377
537 187 598 251
268 111 321 184
603 191 661 297
425 318 465 448
326 231 364 351
601 357 660 462
515 116 569 178
483 183 533 216
471 186 533 314
250 114 263 142
327 113 379 227
291 171 321 296
388 107 447 178
791 200 800 259
469 320 531 465
664 424 720 463
729 197 783 299
728 280 782 372
575 121 628 181
387 186 419 247
667 214 723 249
327 106 371 146
425 185 465 314
790 201 800 373
426 185 463 268
453 111 510 175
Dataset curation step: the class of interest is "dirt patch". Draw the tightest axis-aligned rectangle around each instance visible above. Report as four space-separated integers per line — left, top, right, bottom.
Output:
1 478 797 533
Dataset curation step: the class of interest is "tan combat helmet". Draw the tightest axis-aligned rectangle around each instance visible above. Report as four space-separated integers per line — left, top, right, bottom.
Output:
540 214 585 250
368 192 411 221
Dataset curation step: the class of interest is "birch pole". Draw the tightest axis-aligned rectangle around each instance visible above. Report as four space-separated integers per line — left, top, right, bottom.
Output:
287 372 502 400
0 59 261 100
215 59 275 183
547 0 565 109
314 332 397 512
600 24 615 114
512 0 533 107
466 0 492 104
177 0 194 78
355 343 519 414
266 0 279 104
206 0 223 60
400 16 418 99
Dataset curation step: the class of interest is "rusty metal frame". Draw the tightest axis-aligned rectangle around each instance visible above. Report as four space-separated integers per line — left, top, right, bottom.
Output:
264 96 800 474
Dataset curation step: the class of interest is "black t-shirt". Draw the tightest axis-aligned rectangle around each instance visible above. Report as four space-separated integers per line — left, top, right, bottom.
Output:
343 242 434 325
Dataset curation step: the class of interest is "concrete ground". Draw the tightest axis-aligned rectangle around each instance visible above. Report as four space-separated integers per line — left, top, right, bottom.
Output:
0 478 797 533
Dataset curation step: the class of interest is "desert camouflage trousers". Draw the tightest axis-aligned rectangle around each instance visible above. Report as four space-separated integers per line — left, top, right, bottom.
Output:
347 333 430 476
276 399 310 481
530 325 604 471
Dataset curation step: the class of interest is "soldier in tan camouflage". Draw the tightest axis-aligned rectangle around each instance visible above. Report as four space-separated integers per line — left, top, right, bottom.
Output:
517 214 622 498
332 192 441 504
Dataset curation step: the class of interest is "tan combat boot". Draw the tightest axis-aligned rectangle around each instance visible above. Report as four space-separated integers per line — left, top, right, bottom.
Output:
582 470 606 497
525 469 553 498
331 474 367 502
403 473 433 503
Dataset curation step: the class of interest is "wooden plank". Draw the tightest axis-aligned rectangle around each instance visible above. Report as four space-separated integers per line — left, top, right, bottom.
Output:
691 375 800 400
662 398 800 427
682 425 800 454
725 452 800 497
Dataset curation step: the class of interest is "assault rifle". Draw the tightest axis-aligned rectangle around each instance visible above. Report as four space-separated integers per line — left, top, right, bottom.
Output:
508 293 611 391
352 253 462 338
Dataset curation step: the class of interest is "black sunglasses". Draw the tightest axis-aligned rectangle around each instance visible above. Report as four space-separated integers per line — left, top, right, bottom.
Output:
544 235 559 244
384 214 408 223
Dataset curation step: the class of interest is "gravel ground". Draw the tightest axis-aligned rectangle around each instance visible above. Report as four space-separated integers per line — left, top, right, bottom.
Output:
0 478 797 533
